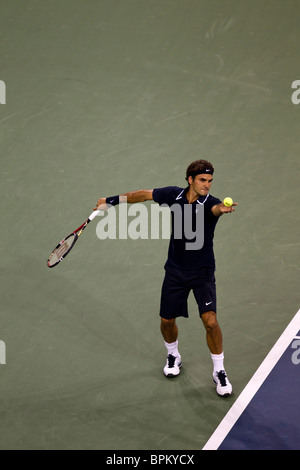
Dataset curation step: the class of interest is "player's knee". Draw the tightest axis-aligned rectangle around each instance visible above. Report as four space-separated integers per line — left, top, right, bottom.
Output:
202 312 218 332
161 317 176 331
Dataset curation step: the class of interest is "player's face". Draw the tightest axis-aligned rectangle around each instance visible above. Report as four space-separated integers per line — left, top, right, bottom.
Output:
189 174 213 196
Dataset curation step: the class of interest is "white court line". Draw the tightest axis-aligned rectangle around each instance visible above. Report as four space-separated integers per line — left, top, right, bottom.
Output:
202 308 300 450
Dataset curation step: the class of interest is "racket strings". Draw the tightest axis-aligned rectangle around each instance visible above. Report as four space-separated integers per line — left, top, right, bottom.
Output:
47 234 76 267
47 218 90 267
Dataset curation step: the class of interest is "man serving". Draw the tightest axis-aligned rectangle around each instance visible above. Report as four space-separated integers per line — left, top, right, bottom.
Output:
94 159 237 397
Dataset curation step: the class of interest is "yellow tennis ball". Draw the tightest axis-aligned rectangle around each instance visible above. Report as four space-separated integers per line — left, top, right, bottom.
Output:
223 197 233 207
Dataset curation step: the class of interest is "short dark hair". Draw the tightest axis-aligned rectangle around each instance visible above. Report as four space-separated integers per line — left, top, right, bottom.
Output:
185 159 214 182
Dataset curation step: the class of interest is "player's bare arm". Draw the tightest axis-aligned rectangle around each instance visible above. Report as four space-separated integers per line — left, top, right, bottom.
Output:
94 189 153 210
120 189 153 203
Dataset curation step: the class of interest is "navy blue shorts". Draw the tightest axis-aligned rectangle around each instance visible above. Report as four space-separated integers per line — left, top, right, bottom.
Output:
159 265 217 319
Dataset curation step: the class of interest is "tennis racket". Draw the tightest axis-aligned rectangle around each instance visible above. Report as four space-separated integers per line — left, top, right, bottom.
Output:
47 210 100 268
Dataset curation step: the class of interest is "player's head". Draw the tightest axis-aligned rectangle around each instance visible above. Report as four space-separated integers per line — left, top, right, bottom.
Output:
185 160 214 183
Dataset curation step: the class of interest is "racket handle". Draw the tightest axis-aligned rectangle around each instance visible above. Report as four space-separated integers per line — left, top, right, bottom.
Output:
88 210 101 221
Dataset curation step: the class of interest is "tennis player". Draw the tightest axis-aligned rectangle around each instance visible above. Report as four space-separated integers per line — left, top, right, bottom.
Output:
94 160 237 397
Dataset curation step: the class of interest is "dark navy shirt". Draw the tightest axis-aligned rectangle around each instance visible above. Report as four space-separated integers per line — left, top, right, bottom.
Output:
152 186 221 271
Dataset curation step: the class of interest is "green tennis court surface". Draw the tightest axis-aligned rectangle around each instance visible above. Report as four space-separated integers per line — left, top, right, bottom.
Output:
0 0 299 450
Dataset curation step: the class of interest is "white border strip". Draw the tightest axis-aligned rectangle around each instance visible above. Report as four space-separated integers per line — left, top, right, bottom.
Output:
202 308 300 450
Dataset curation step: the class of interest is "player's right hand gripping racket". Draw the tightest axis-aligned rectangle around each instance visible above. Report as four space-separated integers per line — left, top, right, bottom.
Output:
47 210 100 268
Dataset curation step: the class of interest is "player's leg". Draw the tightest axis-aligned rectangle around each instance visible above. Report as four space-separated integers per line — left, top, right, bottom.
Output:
159 268 189 378
192 268 232 397
160 318 182 377
201 310 223 355
201 310 232 397
160 317 178 343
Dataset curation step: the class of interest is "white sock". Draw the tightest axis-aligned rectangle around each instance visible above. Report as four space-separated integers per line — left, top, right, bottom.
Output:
211 352 224 373
164 340 179 358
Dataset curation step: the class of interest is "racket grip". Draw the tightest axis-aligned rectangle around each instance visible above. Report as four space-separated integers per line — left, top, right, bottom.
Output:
88 210 101 221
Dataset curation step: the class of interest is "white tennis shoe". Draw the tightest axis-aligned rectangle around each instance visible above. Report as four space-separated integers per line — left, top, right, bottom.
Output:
213 370 233 397
163 354 182 378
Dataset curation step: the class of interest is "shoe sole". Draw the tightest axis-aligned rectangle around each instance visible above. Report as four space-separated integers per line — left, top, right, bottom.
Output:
216 391 231 398
213 378 232 397
164 363 182 378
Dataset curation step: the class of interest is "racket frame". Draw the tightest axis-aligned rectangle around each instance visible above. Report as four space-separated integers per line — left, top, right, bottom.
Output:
47 210 100 268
